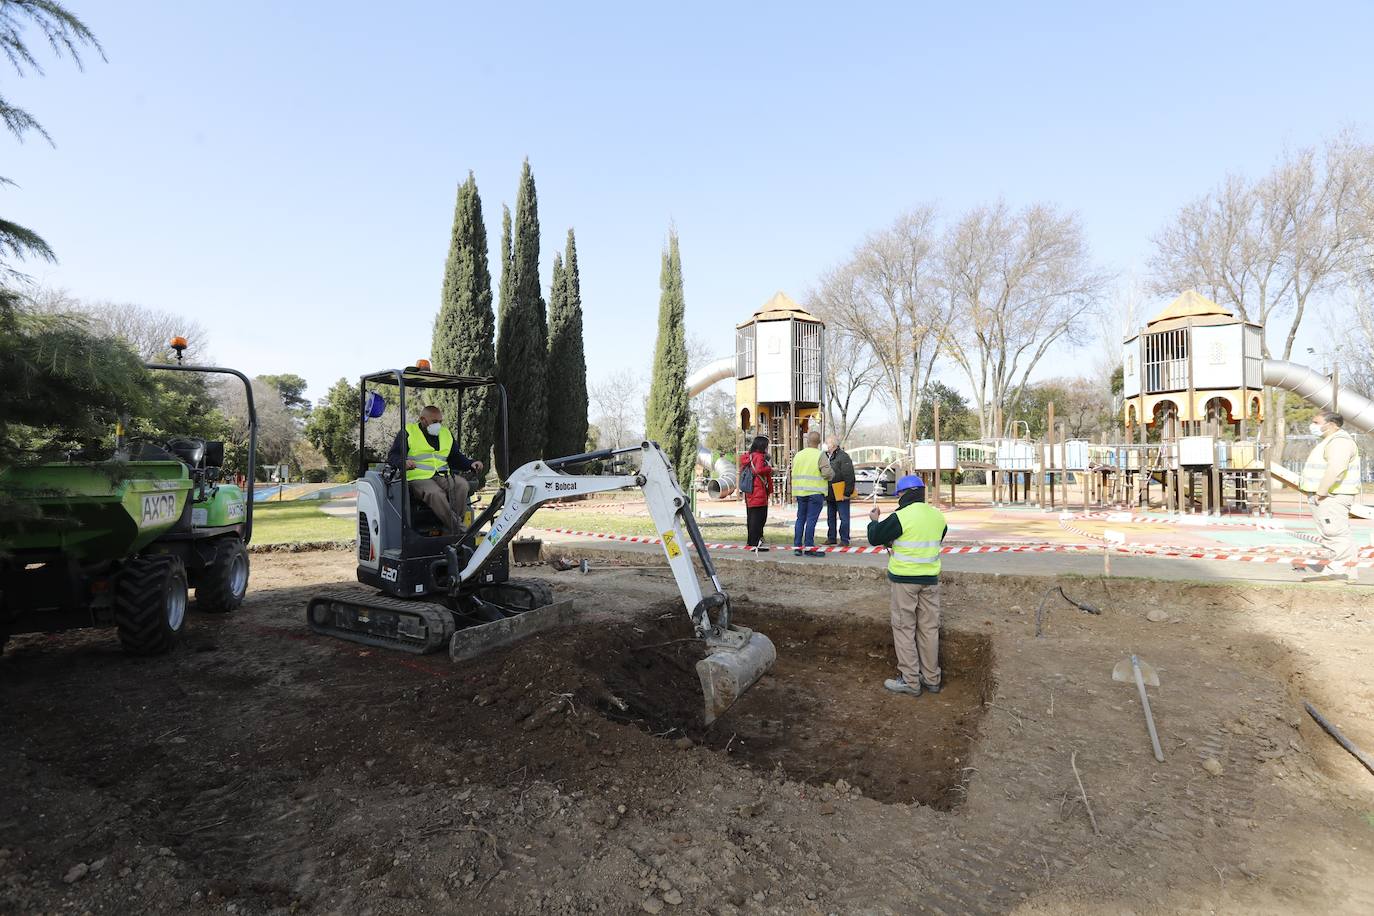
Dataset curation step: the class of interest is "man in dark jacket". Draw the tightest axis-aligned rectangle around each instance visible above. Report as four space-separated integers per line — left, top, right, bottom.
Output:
823 435 857 547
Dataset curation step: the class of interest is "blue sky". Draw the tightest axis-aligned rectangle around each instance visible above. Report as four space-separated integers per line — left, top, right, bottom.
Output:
9 0 1372 404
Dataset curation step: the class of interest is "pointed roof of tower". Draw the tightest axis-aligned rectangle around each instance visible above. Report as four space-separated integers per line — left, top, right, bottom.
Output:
739 291 823 327
1146 290 1234 327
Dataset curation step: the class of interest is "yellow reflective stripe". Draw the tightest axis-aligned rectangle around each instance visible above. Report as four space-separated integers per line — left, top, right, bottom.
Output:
1302 433 1361 494
791 449 827 495
888 503 944 576
406 424 454 481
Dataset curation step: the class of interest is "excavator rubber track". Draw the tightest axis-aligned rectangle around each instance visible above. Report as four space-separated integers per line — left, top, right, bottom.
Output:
306 588 456 654
476 577 555 611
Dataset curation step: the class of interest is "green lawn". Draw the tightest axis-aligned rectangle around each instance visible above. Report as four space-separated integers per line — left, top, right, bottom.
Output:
250 500 355 544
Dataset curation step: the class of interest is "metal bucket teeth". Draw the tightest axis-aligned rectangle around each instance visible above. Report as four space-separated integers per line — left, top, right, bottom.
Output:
697 627 777 725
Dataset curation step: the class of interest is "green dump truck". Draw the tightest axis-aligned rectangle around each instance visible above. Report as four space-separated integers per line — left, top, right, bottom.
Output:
0 360 257 655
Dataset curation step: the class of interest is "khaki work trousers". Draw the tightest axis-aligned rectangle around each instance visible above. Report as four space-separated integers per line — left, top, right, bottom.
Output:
1311 495 1357 571
890 581 941 687
409 474 469 535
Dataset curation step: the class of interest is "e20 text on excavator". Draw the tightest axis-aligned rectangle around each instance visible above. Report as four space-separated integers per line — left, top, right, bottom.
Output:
305 366 775 724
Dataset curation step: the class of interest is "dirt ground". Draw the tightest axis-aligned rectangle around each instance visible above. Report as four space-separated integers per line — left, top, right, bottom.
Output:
5 548 1374 915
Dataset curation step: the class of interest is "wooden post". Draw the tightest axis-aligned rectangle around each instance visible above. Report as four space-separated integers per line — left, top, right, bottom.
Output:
1046 402 1056 510
933 402 942 505
1060 422 1069 509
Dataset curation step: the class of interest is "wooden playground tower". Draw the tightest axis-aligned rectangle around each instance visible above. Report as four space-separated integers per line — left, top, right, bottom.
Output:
734 292 825 501
900 291 1275 516
1120 291 1270 515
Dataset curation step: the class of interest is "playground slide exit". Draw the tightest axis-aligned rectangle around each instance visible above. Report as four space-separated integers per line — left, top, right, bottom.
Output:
1263 359 1373 519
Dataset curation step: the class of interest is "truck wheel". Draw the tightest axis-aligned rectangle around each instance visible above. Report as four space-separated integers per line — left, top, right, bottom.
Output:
114 555 188 655
196 538 249 613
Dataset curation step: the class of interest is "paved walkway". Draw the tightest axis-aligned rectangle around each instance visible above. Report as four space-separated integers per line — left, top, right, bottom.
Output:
534 527 1369 588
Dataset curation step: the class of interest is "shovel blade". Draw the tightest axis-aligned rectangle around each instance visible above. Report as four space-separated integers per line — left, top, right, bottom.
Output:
696 627 777 725
1112 656 1160 687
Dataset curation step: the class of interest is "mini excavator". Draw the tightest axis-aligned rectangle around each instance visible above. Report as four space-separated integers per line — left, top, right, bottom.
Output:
305 366 775 723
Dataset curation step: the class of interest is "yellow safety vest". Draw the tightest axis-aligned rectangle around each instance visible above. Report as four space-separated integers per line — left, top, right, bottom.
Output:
888 502 946 578
791 448 826 497
405 423 454 482
1301 430 1360 496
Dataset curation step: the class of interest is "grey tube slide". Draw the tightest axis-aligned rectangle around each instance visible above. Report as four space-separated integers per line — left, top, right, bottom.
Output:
689 357 740 498
1262 360 1374 435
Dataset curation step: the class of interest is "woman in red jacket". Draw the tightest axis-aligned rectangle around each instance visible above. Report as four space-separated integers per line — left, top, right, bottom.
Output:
740 435 774 551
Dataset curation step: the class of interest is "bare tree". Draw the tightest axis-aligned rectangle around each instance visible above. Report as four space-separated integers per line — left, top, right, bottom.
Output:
821 327 879 441
941 201 1109 437
28 288 212 362
217 378 299 468
810 207 949 445
590 368 643 449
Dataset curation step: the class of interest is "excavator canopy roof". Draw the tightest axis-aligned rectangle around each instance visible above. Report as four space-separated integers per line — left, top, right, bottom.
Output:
361 368 499 391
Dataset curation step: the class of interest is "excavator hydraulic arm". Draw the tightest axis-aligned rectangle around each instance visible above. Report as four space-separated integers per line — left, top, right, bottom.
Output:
450 441 776 724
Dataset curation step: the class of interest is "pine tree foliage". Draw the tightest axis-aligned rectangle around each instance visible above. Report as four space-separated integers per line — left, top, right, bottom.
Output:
431 173 497 482
1 0 103 280
644 231 695 490
495 160 548 470
545 230 590 459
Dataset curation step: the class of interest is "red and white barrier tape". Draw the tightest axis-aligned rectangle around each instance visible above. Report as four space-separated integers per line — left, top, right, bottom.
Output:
531 526 1374 569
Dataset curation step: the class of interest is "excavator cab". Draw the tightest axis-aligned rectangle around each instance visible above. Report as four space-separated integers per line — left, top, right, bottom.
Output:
307 365 775 725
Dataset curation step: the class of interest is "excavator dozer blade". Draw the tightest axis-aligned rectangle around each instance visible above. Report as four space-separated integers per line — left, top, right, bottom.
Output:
696 626 777 726
449 598 580 663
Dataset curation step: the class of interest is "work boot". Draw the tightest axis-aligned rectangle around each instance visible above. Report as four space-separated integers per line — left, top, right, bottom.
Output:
921 679 942 694
805 549 826 558
883 676 921 697
793 548 804 556
822 538 837 545
840 540 850 548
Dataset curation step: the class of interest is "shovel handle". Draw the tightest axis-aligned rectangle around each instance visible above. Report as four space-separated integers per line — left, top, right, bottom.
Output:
1133 656 1165 762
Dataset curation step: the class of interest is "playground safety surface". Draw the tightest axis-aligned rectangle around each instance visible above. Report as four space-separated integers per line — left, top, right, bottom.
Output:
4 548 1374 914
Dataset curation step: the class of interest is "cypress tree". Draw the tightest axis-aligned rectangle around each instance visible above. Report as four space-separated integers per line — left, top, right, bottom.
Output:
495 159 548 469
546 230 589 458
644 230 695 490
497 204 514 322
430 173 496 483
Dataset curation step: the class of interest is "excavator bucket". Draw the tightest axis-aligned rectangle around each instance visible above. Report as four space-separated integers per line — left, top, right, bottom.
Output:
696 626 777 725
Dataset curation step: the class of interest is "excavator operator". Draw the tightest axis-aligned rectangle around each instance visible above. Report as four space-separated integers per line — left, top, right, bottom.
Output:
386 405 484 536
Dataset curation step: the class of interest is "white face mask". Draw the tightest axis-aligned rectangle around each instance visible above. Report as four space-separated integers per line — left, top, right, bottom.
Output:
1309 422 1324 436
426 422 442 436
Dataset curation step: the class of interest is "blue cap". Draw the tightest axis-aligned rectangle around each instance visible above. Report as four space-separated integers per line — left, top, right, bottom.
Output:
895 474 925 494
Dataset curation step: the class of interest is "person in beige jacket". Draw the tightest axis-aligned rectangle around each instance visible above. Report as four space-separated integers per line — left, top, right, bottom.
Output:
1301 410 1362 583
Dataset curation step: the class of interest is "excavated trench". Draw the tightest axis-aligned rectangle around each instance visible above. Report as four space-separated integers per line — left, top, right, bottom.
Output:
590 605 995 810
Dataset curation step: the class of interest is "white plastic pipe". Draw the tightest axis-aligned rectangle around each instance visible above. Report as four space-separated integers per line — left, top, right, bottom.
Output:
1262 360 1374 435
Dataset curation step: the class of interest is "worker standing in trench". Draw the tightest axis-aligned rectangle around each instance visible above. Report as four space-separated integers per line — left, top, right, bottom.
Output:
868 475 948 696
1301 409 1363 583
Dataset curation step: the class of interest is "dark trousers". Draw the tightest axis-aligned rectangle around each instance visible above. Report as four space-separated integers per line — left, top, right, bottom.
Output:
746 505 768 546
793 494 824 547
826 497 851 543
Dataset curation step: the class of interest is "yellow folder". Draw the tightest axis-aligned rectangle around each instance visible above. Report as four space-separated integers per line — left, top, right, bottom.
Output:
831 481 846 500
